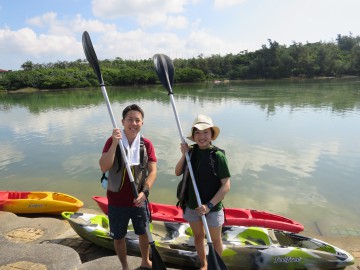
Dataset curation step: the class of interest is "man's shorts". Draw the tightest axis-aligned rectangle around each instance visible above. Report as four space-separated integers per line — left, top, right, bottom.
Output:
183 207 224 227
108 203 150 240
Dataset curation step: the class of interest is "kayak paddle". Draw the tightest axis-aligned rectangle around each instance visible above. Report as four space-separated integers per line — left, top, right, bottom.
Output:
153 53 229 270
82 31 167 270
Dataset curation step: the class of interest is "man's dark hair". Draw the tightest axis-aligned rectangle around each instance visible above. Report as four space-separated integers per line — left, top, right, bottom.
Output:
122 104 144 119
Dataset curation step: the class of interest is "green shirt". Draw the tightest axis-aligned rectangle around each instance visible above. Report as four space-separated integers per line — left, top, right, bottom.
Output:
186 146 230 211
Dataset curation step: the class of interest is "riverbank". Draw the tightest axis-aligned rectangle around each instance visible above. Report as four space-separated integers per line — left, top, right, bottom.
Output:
0 209 359 270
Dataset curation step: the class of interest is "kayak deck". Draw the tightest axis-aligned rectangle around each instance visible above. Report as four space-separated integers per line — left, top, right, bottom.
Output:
92 195 304 233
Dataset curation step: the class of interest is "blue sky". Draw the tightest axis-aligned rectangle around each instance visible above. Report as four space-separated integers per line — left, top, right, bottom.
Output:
1 0 360 70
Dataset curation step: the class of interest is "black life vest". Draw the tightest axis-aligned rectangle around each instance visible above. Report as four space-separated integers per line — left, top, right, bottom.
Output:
177 144 225 208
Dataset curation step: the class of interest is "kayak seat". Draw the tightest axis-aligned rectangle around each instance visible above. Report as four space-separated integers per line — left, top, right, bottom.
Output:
52 193 77 203
274 231 297 246
28 193 48 200
278 233 337 252
0 192 9 200
236 227 271 246
149 203 182 220
90 215 110 229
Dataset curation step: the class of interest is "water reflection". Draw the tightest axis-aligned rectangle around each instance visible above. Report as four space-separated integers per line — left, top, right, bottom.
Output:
0 143 24 171
1 79 360 229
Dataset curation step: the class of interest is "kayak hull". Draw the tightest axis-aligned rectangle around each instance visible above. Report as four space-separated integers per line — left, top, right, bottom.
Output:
0 191 84 214
62 211 354 270
92 195 304 233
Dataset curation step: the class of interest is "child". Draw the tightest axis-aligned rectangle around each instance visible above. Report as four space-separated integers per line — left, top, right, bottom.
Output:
175 114 231 270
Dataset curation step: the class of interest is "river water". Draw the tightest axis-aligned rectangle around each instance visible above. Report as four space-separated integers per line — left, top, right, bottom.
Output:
1 78 360 232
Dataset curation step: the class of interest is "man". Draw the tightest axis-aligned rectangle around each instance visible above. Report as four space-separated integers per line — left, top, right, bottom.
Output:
99 104 157 270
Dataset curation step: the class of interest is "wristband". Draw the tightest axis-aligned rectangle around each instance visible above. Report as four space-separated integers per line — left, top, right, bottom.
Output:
143 189 149 198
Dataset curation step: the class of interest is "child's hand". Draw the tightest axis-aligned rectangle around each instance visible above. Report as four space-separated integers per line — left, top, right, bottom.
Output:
180 143 189 154
195 204 209 216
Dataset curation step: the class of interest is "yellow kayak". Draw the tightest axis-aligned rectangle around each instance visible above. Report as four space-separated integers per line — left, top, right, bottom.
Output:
0 190 83 214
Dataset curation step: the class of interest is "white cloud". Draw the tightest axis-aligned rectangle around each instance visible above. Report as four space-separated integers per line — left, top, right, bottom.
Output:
0 27 81 61
213 0 246 9
165 15 189 29
185 30 241 56
73 14 117 33
139 14 189 29
0 13 119 69
91 0 192 31
92 0 187 18
94 29 237 61
26 12 116 35
27 12 58 27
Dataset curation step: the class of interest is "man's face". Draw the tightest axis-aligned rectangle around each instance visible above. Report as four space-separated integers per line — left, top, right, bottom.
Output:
122 110 143 137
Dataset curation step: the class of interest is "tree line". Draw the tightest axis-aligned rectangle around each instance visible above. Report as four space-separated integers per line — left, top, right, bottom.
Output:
1 34 360 91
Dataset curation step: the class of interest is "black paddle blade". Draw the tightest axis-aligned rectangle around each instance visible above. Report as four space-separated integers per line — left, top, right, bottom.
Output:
131 174 167 269
214 249 229 270
82 31 104 85
150 242 167 270
207 243 229 270
153 54 174 94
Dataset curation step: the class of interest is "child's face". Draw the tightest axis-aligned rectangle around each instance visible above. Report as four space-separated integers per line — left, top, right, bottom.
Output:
193 128 212 149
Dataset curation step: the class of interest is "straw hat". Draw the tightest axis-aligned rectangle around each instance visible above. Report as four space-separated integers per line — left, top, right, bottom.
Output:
187 114 220 142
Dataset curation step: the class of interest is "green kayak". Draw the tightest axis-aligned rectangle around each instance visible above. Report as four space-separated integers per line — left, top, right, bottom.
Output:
62 211 354 270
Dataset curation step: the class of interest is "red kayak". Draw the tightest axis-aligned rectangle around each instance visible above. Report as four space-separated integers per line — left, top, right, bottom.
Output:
92 196 304 233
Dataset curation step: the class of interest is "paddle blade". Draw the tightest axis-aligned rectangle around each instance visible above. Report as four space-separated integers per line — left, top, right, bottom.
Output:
153 54 174 94
150 243 167 270
207 243 228 270
82 31 104 85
